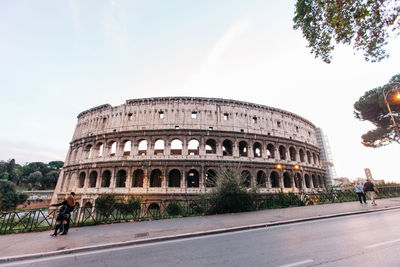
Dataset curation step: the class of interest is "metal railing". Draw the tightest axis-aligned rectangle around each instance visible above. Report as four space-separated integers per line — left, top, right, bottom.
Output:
2 186 400 234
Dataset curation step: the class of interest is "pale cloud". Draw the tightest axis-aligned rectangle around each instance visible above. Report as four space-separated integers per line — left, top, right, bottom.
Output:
68 0 81 31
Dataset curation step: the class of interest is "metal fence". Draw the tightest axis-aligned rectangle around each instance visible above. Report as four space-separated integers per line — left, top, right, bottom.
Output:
2 186 400 235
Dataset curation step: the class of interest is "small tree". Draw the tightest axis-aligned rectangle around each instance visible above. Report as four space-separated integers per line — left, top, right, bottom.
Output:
207 167 257 214
0 179 28 211
95 194 116 218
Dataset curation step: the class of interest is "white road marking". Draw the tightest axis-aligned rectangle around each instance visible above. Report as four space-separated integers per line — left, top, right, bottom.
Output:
365 238 400 249
277 259 314 267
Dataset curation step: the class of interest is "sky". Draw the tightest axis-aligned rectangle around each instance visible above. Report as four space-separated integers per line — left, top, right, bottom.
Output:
0 0 399 182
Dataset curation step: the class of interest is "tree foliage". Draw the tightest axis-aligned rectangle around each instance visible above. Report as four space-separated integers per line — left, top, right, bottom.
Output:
354 73 400 147
293 0 400 63
0 179 28 211
0 159 63 190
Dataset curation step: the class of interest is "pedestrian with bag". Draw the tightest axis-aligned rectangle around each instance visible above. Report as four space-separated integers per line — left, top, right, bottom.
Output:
363 179 378 206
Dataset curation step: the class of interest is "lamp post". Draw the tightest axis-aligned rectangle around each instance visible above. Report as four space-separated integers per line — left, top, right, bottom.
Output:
382 82 400 140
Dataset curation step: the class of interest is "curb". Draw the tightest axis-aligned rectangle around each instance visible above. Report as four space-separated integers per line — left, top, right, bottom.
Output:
1 205 400 264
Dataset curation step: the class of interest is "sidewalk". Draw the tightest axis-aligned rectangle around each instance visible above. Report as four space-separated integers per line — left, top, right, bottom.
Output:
1 197 400 263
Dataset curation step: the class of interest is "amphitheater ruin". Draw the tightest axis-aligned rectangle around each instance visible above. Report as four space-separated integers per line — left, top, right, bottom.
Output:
51 97 326 208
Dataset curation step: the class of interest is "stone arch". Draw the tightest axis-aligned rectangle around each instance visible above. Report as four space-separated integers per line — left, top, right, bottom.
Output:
312 174 318 188
313 153 317 164
188 139 199 155
171 139 183 155
270 171 280 188
109 141 117 156
84 144 93 159
256 170 267 187
289 146 296 161
253 142 262 158
84 202 93 208
154 139 165 155
123 140 131 155
150 169 162 187
306 151 312 163
299 149 305 162
68 173 77 191
239 141 248 157
89 171 97 188
101 170 111 187
267 144 275 159
78 172 86 188
283 172 292 188
138 139 148 155
116 170 127 187
187 169 199 188
295 173 302 189
96 142 104 157
279 145 286 160
168 169 181 187
205 169 217 187
241 170 251 188
222 139 233 156
132 169 144 187
205 139 216 154
318 175 324 188
305 174 311 188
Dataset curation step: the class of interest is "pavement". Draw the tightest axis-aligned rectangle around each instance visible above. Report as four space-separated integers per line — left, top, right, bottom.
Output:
1 197 400 264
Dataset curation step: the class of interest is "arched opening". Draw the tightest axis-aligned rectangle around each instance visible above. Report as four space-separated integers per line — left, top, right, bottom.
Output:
205 139 216 154
289 147 296 161
85 144 92 159
267 144 275 159
84 202 92 208
187 169 199 188
279 145 286 160
256 171 266 187
305 174 311 188
150 169 162 187
222 139 233 156
97 143 104 157
188 139 199 155
295 173 302 189
109 141 117 156
89 171 97 188
101 170 111 187
253 142 262 158
78 172 86 188
313 153 317 164
239 141 248 157
306 151 312 163
312 174 318 188
147 203 160 214
205 169 217 187
123 140 131 155
241 170 251 188
283 172 292 188
299 149 305 162
168 169 181 187
318 175 324 188
270 171 280 188
138 140 148 155
116 170 127 187
171 139 183 155
132 169 144 187
154 139 165 155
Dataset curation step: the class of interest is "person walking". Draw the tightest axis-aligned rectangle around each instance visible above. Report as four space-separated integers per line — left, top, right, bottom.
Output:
363 179 378 206
50 192 76 235
355 182 366 204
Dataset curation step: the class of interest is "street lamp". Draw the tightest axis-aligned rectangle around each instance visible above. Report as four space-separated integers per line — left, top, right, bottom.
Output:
382 82 400 140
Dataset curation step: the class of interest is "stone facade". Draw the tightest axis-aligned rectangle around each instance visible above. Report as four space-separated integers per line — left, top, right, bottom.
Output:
51 97 326 208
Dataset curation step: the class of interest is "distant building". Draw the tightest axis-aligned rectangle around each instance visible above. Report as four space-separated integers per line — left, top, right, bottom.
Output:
333 177 351 186
364 168 373 180
316 128 336 186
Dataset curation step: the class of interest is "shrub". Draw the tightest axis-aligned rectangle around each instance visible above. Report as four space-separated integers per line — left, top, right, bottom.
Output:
115 196 141 215
95 194 116 217
207 167 257 214
166 202 182 216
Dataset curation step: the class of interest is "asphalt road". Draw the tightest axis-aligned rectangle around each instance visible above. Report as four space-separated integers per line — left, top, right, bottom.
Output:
4 209 400 267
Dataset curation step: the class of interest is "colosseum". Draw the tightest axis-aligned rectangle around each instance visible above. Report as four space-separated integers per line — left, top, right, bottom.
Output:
51 97 326 208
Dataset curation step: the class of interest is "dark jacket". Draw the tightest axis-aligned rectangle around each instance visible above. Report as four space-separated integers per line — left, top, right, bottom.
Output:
363 182 374 192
